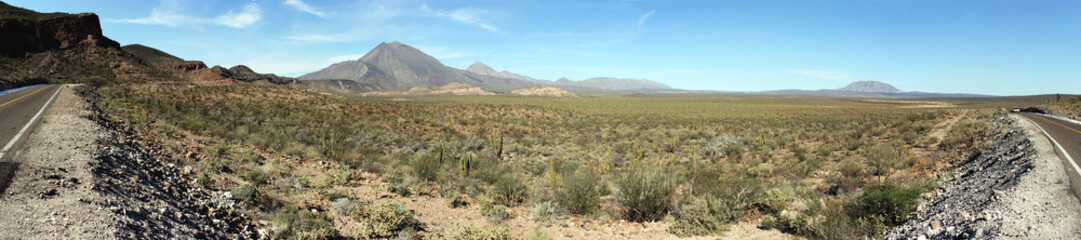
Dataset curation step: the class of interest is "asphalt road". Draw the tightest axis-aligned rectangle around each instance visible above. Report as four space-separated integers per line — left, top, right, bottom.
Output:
0 84 62 194
1018 112 1081 199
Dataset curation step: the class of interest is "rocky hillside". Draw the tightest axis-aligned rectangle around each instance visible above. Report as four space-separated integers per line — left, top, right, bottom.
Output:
0 2 175 89
511 85 578 97
122 44 296 85
300 42 532 92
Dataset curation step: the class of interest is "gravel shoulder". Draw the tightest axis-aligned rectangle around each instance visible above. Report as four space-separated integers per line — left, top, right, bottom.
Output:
996 114 1081 239
0 85 258 239
0 85 117 239
887 113 1081 239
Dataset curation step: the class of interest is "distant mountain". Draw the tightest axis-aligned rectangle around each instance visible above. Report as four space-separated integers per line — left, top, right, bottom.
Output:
300 42 532 92
760 80 990 98
302 42 678 93
465 62 536 82
837 81 901 93
553 77 672 91
464 62 673 92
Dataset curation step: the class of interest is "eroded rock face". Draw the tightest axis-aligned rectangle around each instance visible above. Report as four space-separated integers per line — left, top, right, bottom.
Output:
0 12 120 57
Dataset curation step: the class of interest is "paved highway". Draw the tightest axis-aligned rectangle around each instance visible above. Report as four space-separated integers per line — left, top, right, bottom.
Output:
0 84 62 194
1018 112 1081 199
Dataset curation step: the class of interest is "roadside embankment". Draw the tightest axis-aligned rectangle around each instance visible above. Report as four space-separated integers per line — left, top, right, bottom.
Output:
0 85 258 239
886 113 1081 239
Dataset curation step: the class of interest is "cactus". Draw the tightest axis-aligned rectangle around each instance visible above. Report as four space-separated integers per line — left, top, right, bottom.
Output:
438 142 445 165
491 134 504 159
460 152 473 177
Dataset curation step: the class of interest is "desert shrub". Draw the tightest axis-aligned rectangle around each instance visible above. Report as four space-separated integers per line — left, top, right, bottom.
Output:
804 199 886 239
211 143 230 158
352 201 421 239
866 142 905 177
331 198 356 213
241 149 264 164
491 172 528 206
446 191 468 208
759 187 796 213
233 184 259 205
847 181 926 226
477 193 515 222
530 201 563 223
428 223 515 240
246 170 267 185
86 75 107 90
618 167 674 222
273 206 339 240
667 198 727 237
413 152 441 182
555 169 602 214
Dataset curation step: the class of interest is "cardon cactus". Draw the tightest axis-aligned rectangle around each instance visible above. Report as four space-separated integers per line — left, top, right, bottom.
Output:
461 152 473 177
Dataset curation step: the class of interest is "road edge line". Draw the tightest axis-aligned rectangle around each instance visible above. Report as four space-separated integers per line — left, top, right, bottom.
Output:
1017 113 1081 198
0 86 62 160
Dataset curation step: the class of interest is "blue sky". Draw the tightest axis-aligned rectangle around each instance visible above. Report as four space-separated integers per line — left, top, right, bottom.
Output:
9 0 1080 95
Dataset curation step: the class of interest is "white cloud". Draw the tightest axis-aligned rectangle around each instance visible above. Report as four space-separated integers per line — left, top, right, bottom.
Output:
217 3 263 28
790 70 855 80
420 4 500 32
283 0 327 17
114 1 262 29
637 9 655 29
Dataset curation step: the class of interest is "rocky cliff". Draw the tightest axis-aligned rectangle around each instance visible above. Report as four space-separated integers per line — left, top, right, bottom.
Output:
0 2 174 89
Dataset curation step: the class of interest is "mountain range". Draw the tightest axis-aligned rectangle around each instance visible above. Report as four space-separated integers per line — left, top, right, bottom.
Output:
758 81 989 98
0 2 995 98
298 41 673 93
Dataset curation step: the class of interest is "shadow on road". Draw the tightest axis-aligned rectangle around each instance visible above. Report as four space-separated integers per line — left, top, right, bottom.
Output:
0 161 19 195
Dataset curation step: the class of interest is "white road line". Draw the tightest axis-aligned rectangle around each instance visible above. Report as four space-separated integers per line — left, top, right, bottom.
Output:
1019 114 1081 180
0 86 62 160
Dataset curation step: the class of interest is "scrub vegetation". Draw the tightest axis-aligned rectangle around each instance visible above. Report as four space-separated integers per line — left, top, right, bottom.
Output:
96 84 1001 239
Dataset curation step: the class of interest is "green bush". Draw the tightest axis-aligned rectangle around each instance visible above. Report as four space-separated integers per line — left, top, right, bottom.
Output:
847 181 926 226
492 172 528 206
232 184 258 205
273 206 339 240
478 193 515 222
246 170 267 185
667 198 726 237
428 223 515 240
413 152 441 182
556 169 602 214
618 168 674 222
530 201 562 223
352 201 421 239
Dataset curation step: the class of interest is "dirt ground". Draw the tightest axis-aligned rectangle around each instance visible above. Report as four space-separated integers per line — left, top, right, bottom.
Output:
0 85 118 239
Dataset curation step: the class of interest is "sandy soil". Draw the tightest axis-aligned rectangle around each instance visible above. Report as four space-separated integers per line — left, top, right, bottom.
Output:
0 85 118 239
